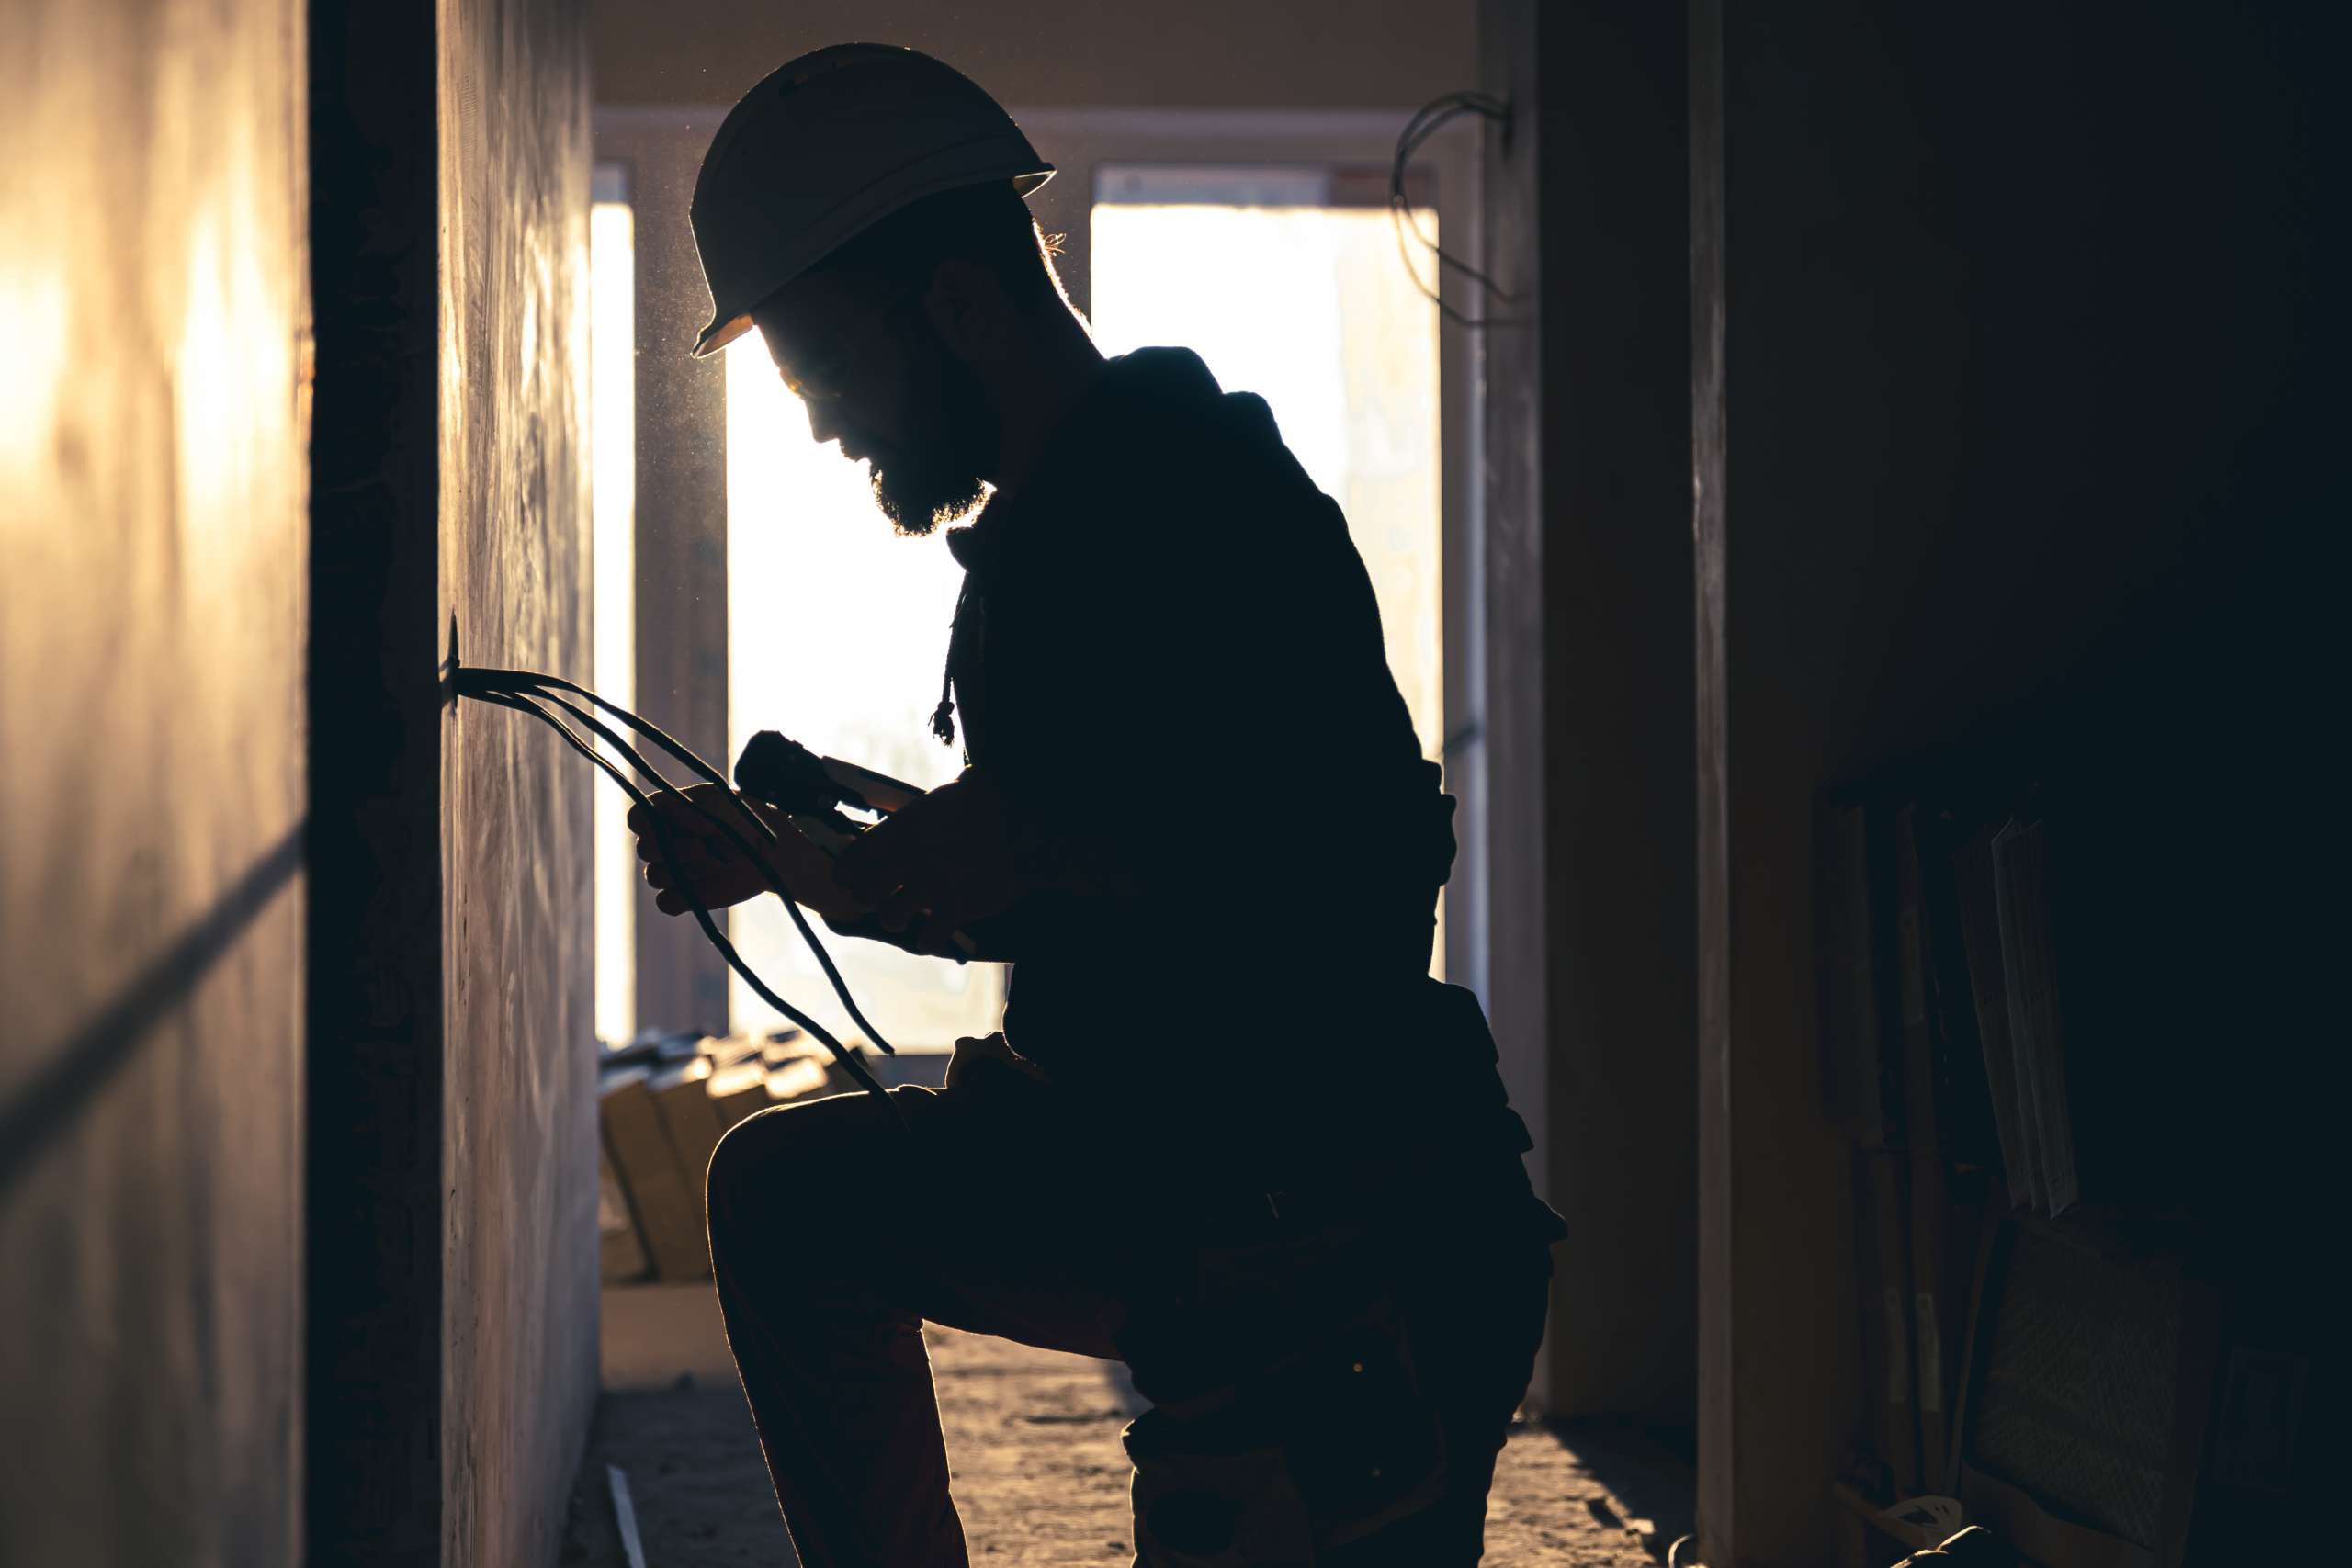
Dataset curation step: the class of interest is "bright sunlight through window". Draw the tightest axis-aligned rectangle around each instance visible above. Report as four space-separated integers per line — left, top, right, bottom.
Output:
590 176 636 1046
724 342 1002 1048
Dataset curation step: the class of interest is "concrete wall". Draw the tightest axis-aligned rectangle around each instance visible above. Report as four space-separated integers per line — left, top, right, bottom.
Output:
309 1 596 1562
436 0 600 1562
0 1 310 1563
593 0 1476 110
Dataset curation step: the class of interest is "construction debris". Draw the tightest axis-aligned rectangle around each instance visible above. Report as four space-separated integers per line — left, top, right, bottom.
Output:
598 1029 876 1282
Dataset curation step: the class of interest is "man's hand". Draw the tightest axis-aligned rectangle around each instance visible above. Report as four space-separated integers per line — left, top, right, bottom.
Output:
627 784 868 924
831 768 1027 950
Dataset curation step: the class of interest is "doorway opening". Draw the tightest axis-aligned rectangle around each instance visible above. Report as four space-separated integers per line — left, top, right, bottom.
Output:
589 113 1483 1045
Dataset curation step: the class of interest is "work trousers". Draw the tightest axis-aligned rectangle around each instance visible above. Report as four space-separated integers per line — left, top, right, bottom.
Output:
704 1063 1552 1567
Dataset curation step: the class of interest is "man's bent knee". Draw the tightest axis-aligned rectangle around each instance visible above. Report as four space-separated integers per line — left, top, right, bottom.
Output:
706 1088 910 1252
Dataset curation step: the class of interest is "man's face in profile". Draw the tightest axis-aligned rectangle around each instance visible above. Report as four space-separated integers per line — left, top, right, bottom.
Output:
750 268 1000 536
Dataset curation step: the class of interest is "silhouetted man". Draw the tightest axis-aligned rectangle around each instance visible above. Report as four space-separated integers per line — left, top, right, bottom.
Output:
630 44 1563 1566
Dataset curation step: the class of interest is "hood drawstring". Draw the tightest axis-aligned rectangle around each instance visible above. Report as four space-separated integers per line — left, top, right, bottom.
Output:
935 495 1013 752
933 575 973 748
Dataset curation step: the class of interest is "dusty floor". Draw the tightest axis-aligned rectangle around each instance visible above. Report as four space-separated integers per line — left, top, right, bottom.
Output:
561 1307 1685 1566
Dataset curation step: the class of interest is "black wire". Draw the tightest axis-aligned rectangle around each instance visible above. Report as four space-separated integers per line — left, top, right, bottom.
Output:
543 694 901 1056
1392 96 1512 321
1391 90 1515 329
459 666 754 818
472 686 905 1123
472 689 871 1067
461 668 887 1045
456 663 907 1054
472 673 903 1057
1391 92 1510 274
1394 92 1509 282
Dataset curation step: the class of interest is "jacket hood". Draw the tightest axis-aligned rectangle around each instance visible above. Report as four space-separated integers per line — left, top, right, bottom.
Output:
1091 345 1283 449
945 346 1283 573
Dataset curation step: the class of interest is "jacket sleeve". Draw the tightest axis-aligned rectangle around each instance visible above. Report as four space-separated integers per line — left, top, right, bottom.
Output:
821 907 1032 964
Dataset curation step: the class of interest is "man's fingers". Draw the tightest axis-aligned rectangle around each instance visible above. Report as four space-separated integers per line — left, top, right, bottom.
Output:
829 833 888 905
628 784 741 839
922 890 980 946
642 840 720 883
874 882 926 933
645 855 763 918
834 815 936 905
654 886 704 918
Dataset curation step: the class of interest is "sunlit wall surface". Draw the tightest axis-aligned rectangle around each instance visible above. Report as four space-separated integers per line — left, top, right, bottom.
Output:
1091 176 1446 972
590 180 636 1045
724 338 1006 1046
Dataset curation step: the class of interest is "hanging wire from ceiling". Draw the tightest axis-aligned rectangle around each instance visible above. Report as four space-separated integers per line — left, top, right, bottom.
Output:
1391 89 1516 329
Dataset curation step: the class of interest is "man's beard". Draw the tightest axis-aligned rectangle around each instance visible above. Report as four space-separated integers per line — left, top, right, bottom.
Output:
869 455 987 537
867 329 999 536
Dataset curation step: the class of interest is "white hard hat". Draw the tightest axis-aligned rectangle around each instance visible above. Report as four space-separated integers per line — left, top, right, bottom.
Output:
688 44 1055 359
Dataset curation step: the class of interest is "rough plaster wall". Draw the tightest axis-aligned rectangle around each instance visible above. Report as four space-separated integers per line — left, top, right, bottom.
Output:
0 1 308 1563
436 0 599 1563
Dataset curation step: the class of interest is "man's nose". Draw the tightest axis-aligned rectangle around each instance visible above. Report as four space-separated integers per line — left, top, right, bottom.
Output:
803 399 843 449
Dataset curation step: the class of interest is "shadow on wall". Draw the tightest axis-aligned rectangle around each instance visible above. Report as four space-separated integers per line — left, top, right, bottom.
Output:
0 825 305 1195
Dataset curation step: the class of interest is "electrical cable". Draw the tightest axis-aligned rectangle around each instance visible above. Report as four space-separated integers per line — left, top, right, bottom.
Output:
461 666 901 1057
1391 100 1510 320
452 668 910 1125
462 670 895 1059
468 685 888 1084
1391 92 1510 292
1391 89 1516 329
516 687 906 1061
458 664 899 1047
469 685 903 1125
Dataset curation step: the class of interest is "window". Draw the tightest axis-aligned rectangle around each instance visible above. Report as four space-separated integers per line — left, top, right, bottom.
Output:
594 107 1482 1044
722 341 1007 1048
590 162 636 1045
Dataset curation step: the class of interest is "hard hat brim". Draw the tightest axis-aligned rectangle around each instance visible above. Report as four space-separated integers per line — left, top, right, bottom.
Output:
691 164 1055 359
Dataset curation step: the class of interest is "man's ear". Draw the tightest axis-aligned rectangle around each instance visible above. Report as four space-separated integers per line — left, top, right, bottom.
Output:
922 256 1010 363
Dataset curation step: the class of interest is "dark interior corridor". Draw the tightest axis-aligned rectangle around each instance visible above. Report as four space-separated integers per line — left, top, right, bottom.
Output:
1 3 2332 1566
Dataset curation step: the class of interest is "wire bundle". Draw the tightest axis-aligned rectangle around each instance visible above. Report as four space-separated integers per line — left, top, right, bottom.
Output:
453 664 903 1117
1390 90 1516 329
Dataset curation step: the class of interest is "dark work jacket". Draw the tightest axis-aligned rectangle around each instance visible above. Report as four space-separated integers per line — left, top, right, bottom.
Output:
929 349 1551 1220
